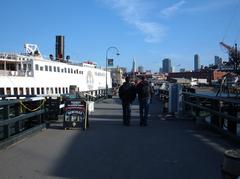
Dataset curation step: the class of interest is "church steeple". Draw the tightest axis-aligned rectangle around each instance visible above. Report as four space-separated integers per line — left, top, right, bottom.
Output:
132 58 136 73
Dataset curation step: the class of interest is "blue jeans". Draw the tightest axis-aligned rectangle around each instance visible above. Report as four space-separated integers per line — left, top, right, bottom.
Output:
139 98 150 125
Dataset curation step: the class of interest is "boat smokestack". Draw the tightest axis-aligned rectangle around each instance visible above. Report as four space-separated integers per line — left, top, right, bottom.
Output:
55 35 64 61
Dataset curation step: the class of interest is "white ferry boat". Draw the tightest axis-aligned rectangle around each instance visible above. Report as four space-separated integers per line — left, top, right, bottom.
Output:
0 42 111 97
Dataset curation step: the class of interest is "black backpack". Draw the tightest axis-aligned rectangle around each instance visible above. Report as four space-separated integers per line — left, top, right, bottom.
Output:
119 83 136 102
140 82 151 99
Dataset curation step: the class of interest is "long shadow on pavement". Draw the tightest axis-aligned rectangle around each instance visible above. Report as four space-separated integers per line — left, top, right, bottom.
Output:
49 97 239 179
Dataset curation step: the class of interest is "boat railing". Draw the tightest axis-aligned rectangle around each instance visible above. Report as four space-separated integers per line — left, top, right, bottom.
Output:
0 53 18 60
0 70 33 77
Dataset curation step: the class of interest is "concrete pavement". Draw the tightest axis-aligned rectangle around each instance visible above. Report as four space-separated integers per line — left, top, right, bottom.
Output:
0 96 239 179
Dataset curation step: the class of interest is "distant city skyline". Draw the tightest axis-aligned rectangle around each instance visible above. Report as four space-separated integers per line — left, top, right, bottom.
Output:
0 0 240 72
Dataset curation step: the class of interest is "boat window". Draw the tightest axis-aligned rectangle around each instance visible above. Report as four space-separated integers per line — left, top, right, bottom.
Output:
40 66 43 71
0 88 4 95
31 88 34 95
50 88 53 94
26 88 30 95
14 88 18 95
57 67 60 72
68 68 70 73
19 88 23 95
53 66 56 72
59 87 61 94
6 88 11 95
35 64 39 70
49 66 52 72
55 87 58 94
0 62 4 70
6 63 16 71
71 69 73 73
45 65 48 71
64 68 67 73
61 69 64 73
41 88 44 94
37 88 40 95
23 64 27 71
63 88 65 94
66 87 68 93
46 87 49 94
18 64 21 70
28 64 32 71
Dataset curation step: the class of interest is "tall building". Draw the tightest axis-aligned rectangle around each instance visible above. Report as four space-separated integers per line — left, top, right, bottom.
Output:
131 58 137 73
138 66 144 73
162 58 172 73
214 56 223 68
194 54 200 72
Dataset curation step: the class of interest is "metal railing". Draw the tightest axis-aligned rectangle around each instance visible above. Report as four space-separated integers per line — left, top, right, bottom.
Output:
158 88 240 140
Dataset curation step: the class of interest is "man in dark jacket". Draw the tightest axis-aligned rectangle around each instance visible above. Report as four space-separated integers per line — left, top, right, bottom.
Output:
119 76 136 126
136 76 153 126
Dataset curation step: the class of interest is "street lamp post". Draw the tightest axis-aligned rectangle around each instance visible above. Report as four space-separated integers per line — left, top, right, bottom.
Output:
105 46 120 98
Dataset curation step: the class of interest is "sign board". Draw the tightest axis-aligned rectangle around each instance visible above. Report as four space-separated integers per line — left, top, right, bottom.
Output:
108 59 113 66
64 99 86 126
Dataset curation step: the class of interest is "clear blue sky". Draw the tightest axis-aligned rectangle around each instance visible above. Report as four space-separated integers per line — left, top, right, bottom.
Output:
1 0 240 72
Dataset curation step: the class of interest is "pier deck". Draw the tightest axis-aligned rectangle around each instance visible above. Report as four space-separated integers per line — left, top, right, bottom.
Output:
0 97 239 179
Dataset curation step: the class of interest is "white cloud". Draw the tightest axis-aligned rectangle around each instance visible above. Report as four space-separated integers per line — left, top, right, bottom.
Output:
100 0 166 43
182 0 237 13
160 0 186 18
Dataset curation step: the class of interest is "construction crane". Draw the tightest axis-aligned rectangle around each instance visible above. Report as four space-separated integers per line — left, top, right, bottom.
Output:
216 42 240 97
220 42 240 73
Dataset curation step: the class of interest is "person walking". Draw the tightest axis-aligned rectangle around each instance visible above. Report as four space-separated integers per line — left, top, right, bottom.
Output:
136 76 153 126
119 76 136 126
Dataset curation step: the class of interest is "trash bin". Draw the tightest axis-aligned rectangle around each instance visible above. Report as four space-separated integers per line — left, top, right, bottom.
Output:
221 149 240 179
63 98 89 130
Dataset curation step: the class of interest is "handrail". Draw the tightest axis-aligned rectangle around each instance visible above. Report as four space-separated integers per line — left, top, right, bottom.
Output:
158 88 240 137
182 92 240 104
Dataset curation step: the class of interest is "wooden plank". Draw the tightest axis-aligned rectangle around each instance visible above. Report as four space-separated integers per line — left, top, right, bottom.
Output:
183 100 240 123
0 109 45 126
182 92 240 104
